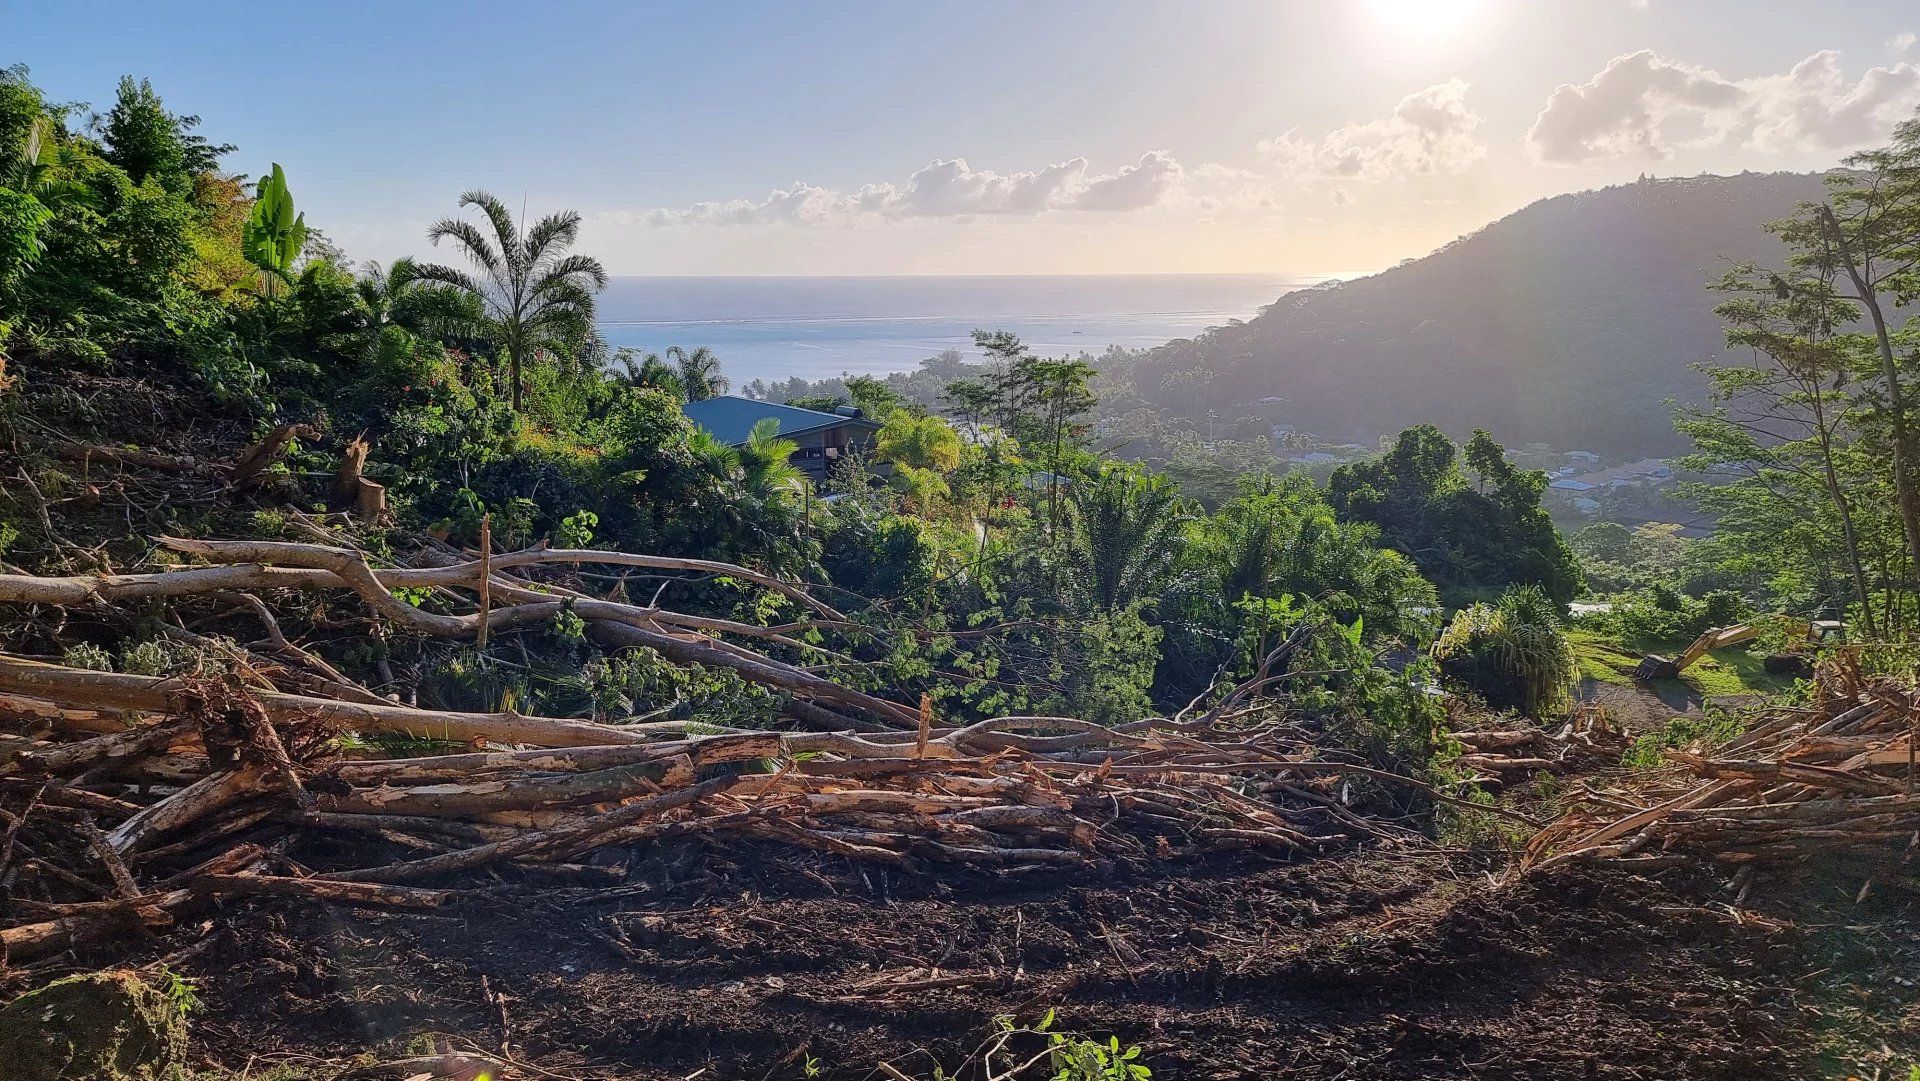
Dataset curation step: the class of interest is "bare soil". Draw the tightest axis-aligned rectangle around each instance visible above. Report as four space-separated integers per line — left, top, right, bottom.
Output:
124 841 1920 1080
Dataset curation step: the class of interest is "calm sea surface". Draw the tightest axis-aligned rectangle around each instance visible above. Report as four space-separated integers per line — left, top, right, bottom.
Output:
594 274 1314 386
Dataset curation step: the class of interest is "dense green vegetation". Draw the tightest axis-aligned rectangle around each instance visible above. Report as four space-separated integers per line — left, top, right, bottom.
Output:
0 66 1546 770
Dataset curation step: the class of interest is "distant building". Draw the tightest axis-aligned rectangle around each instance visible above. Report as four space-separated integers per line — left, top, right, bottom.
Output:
1571 458 1673 489
1571 496 1602 515
1290 451 1341 464
1549 478 1596 492
1021 470 1075 491
681 395 882 481
1565 450 1601 465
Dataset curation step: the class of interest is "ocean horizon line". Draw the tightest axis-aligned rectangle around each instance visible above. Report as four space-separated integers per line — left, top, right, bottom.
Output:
593 270 1370 282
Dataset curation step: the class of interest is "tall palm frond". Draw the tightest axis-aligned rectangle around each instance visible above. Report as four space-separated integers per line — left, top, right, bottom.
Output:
1432 584 1575 717
685 428 743 492
412 190 608 410
739 418 806 501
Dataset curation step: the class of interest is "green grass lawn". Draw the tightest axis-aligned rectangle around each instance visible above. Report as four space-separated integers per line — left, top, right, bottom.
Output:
1567 627 1797 700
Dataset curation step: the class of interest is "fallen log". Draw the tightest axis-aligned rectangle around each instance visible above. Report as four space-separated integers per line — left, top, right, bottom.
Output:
0 657 652 748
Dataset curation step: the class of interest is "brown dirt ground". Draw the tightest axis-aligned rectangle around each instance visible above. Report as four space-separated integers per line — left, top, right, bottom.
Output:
106 839 1919 1081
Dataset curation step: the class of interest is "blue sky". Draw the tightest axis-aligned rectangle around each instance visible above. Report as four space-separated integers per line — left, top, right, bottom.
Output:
7 1 1920 274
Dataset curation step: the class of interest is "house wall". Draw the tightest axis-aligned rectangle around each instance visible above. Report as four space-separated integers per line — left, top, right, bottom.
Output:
786 423 877 478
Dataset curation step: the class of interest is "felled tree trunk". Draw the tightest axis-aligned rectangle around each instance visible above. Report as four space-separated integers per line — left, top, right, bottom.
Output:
227 423 316 490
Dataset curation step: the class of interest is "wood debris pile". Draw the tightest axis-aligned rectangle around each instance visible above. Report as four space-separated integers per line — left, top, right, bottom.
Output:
1449 714 1630 787
1525 666 1920 895
0 536 1435 967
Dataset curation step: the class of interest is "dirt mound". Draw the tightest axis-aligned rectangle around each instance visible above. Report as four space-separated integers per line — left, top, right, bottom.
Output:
0 969 190 1081
161 849 1858 1080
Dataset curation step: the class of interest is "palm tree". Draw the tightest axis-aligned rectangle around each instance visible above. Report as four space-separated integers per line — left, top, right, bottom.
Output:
411 191 608 411
875 413 963 472
737 418 806 500
358 257 489 347
355 258 415 328
678 420 809 574
616 349 687 400
1066 466 1190 612
669 345 728 401
1211 489 1435 639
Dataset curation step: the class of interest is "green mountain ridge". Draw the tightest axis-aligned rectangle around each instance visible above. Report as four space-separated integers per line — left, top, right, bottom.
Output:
1137 171 1837 456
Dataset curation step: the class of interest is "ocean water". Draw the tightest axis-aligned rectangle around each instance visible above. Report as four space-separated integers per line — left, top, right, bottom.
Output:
594 274 1312 387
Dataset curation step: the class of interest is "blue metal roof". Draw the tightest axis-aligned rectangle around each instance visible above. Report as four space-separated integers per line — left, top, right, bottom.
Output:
680 395 880 446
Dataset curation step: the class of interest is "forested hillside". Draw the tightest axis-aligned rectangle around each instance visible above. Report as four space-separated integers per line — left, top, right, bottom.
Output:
1130 172 1832 455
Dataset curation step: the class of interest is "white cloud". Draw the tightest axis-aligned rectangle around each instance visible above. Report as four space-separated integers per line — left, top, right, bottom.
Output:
648 182 846 226
1890 31 1917 55
1073 151 1185 211
1527 49 1920 163
626 150 1223 226
859 156 1092 217
1258 79 1485 181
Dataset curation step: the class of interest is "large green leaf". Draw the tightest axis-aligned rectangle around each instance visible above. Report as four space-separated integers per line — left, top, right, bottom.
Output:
242 161 304 283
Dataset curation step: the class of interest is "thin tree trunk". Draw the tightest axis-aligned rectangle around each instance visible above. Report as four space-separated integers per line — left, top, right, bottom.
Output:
1810 384 1880 637
1822 205 1920 591
508 333 524 413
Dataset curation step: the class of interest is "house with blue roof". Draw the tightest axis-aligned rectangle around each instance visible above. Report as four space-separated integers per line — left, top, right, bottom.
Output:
680 395 883 481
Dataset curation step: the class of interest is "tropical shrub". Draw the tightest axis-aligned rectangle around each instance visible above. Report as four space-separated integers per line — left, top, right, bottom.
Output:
1432 585 1577 717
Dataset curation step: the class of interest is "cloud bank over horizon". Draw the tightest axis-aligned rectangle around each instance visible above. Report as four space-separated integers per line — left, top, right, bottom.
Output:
610 46 1918 238
615 79 1492 230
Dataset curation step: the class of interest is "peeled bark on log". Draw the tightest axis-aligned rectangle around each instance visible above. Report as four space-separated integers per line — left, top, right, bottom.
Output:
0 691 141 736
320 755 694 817
1527 685 1920 883
188 873 451 908
1 889 192 960
104 768 273 854
11 719 195 778
328 775 741 883
0 657 651 748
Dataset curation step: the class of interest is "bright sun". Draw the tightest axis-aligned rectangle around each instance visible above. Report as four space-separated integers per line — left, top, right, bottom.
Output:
1364 0 1485 36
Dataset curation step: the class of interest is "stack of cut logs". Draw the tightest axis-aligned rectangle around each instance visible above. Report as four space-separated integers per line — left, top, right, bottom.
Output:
1448 718 1629 787
1525 672 1920 897
0 536 1440 965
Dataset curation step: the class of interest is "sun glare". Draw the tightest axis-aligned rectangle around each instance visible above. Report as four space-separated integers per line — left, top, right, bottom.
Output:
1364 0 1485 36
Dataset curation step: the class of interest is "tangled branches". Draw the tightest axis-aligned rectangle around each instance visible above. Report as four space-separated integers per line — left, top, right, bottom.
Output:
0 534 1446 969
1526 664 1920 901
